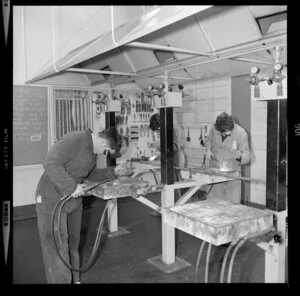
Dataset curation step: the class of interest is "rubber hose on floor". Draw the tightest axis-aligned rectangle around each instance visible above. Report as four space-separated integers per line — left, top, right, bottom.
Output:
51 197 109 273
205 243 212 283
195 240 207 283
227 238 247 283
219 240 239 283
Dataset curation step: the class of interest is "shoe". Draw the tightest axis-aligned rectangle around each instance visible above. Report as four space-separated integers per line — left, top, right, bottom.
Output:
75 281 81 284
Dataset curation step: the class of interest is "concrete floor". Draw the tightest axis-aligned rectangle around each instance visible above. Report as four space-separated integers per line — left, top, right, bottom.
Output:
13 192 267 284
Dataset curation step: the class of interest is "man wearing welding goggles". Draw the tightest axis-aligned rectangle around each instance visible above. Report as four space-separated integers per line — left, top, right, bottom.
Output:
203 112 251 203
35 127 122 284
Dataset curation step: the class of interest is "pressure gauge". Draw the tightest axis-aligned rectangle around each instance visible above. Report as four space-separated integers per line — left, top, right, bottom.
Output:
250 66 260 75
274 63 283 72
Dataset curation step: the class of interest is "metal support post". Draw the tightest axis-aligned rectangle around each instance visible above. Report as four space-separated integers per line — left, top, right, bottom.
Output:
264 210 287 283
105 86 118 234
148 72 191 273
266 99 287 211
161 186 176 264
160 72 174 184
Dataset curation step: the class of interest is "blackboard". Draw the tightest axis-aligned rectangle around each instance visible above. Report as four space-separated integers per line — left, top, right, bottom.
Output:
13 86 48 166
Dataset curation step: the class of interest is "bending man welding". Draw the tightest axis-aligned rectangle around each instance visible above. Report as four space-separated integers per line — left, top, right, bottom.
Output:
35 127 122 284
149 113 186 213
203 112 251 203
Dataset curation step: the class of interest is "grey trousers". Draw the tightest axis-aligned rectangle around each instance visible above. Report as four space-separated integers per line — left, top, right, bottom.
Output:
36 199 82 284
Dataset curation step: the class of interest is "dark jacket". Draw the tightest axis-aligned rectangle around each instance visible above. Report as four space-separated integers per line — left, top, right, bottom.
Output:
36 129 112 204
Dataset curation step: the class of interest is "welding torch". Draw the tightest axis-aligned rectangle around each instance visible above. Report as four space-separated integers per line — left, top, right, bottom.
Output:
60 181 105 201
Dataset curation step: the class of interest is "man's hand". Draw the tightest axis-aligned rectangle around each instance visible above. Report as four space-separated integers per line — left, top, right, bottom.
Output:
107 167 117 180
205 150 213 160
71 184 85 198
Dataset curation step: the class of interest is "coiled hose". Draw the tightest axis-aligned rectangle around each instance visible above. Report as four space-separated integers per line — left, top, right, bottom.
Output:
51 195 109 273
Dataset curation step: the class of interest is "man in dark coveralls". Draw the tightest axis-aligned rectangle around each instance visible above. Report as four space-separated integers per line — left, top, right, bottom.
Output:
35 127 122 284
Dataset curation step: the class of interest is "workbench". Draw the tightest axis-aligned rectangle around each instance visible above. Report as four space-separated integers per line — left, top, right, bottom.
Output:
84 163 284 282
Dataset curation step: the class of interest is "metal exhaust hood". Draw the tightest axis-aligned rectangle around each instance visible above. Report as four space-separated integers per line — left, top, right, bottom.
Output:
28 5 213 84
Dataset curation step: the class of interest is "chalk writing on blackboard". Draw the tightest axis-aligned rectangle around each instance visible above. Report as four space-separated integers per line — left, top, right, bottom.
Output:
13 86 48 166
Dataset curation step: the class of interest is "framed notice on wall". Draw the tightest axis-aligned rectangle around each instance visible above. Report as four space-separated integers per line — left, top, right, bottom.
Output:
13 85 48 166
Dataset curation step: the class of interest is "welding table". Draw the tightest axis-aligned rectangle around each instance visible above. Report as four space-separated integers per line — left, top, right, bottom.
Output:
85 164 286 283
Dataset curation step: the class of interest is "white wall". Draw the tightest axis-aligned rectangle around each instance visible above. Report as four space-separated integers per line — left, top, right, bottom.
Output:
176 76 232 167
13 165 44 207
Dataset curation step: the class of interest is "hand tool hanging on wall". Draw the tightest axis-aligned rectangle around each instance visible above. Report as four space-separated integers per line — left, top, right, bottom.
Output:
204 125 208 141
199 127 205 146
127 97 131 115
186 127 191 142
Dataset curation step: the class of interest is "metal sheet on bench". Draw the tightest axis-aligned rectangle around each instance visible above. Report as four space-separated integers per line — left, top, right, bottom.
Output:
163 199 273 246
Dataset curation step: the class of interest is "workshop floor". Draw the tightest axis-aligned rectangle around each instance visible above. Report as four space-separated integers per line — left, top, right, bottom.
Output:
13 192 268 284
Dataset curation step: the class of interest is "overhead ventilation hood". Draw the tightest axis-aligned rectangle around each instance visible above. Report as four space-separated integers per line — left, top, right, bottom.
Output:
28 5 287 90
27 5 212 84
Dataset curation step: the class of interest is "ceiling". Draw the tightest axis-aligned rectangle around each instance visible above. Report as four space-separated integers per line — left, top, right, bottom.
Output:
29 5 287 90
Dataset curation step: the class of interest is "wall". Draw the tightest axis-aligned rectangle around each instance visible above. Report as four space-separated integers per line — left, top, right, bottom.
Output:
175 77 232 167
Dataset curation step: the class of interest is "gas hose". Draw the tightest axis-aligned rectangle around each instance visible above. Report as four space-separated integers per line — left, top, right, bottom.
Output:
51 182 109 273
